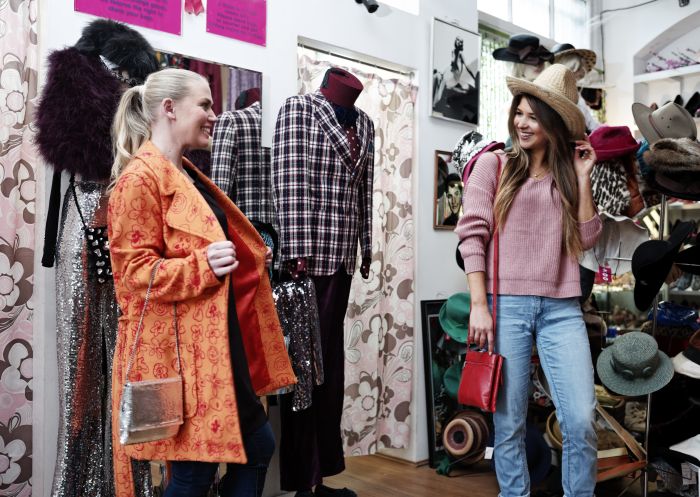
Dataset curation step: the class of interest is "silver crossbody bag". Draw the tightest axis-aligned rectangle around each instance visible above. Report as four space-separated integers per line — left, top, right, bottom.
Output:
119 259 184 445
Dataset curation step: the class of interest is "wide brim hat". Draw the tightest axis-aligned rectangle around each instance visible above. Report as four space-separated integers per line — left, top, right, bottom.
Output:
676 245 700 275
644 137 700 201
492 34 554 66
631 102 697 145
596 332 674 396
506 63 586 139
438 293 470 343
632 221 693 310
590 125 641 161
672 351 700 379
442 410 489 462
580 212 650 275
551 43 597 73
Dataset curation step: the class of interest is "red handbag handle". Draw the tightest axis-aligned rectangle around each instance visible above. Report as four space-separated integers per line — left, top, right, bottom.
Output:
491 156 502 342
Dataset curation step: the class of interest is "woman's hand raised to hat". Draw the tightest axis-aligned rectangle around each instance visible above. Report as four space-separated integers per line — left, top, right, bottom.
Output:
573 139 597 180
469 302 495 354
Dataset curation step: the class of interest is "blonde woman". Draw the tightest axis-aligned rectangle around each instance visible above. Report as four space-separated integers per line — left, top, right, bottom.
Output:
107 68 295 497
456 64 602 497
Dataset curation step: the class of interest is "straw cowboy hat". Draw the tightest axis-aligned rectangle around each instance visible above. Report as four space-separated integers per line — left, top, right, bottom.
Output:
551 43 597 73
506 63 586 139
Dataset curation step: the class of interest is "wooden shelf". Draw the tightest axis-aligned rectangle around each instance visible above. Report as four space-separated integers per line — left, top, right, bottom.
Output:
633 63 700 84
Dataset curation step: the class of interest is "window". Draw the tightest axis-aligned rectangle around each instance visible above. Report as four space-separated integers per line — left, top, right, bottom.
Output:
478 0 589 48
382 0 419 15
477 26 512 141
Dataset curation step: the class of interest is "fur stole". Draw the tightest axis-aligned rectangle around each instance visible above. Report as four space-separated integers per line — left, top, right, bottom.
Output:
35 47 122 181
646 138 700 172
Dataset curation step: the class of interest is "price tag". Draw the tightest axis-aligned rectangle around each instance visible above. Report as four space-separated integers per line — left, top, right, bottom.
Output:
598 265 613 283
485 446 494 460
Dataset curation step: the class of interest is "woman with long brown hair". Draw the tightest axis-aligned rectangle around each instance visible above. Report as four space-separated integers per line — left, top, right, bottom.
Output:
456 64 602 497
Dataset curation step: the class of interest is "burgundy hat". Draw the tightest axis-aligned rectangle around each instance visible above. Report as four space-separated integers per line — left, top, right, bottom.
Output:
590 125 641 161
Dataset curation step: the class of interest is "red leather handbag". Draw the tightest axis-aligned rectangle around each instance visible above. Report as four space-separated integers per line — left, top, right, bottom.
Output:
457 159 504 413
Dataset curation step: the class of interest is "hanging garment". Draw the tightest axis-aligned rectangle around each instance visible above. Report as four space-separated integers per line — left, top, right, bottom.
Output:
271 91 375 276
52 179 152 497
210 102 275 225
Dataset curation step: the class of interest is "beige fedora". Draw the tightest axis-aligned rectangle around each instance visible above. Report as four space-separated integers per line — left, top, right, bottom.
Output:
632 101 697 145
506 63 586 139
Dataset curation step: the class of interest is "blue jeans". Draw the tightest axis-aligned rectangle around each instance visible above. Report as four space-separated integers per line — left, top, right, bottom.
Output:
163 421 275 497
491 295 597 497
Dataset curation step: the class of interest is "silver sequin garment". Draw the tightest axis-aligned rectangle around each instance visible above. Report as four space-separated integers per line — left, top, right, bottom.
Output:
272 277 324 411
52 180 152 497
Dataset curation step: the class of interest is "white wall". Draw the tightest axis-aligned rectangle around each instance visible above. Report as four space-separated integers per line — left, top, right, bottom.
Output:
35 0 478 494
601 0 700 128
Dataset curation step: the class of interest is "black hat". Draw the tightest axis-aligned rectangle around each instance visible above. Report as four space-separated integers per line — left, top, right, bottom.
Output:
676 244 700 275
685 91 700 118
632 221 694 310
74 19 158 84
492 34 553 66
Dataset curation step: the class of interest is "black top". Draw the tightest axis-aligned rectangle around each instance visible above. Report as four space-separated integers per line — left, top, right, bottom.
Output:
188 169 267 435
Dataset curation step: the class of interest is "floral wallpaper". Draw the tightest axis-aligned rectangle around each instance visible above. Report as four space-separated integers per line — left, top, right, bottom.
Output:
0 0 38 495
298 48 417 454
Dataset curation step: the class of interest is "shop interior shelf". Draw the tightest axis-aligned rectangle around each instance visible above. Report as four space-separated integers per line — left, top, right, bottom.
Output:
633 63 700 83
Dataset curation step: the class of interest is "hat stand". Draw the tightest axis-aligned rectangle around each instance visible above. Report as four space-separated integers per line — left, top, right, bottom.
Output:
643 194 668 497
604 195 669 497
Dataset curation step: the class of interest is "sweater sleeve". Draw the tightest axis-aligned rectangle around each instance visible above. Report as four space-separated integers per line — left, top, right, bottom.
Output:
454 152 501 274
578 213 603 251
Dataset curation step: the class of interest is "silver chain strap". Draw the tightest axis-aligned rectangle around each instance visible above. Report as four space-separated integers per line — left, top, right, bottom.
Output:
124 259 182 381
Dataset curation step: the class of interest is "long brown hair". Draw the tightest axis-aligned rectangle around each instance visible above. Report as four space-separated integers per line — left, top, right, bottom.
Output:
494 94 583 258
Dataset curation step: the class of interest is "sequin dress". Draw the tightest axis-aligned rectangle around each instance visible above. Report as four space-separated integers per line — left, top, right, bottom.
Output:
52 179 152 497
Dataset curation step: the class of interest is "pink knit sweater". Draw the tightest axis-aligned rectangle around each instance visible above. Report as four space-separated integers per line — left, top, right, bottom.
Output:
455 151 602 298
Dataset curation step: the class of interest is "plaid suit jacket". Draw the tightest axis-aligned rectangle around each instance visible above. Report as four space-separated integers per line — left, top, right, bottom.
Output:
272 91 375 276
210 102 275 225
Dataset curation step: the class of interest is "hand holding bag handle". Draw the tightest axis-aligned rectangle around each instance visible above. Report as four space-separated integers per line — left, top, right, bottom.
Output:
119 259 185 445
457 156 504 413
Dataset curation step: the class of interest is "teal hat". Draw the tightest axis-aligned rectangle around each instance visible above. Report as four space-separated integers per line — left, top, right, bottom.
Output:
443 362 462 401
439 293 470 343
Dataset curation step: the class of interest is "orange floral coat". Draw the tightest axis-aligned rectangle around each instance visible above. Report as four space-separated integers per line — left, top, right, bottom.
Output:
107 141 295 497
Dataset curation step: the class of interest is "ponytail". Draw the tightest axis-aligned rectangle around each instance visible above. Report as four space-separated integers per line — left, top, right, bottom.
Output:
109 85 150 190
108 68 208 191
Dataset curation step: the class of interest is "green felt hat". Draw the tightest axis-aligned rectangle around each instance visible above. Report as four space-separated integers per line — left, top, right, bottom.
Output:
443 362 462 401
438 293 470 344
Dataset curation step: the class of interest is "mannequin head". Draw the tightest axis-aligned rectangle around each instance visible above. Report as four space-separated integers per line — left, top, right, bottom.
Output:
235 87 261 109
556 53 586 81
509 61 545 82
320 67 363 108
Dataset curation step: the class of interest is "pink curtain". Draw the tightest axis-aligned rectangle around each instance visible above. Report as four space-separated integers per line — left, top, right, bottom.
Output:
0 0 38 494
298 47 417 454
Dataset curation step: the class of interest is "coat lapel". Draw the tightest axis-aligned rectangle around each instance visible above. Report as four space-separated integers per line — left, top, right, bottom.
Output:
135 142 224 244
311 91 356 171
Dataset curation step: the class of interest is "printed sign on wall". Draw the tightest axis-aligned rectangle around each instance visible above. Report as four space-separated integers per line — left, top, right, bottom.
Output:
75 0 182 35
207 0 267 47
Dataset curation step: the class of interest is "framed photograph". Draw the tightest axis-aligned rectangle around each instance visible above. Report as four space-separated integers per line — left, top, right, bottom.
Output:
433 150 463 230
421 299 469 468
431 18 480 125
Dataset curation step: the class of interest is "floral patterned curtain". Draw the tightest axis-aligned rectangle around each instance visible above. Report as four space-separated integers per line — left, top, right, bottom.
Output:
297 47 417 454
0 0 38 493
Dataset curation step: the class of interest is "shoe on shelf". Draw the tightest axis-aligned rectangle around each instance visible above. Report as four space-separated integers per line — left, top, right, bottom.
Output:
675 272 693 291
314 485 358 497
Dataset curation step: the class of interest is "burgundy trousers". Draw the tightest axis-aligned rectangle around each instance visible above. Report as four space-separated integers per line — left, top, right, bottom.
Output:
279 269 353 491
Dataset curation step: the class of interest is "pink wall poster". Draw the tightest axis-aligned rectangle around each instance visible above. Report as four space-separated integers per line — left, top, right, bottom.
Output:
207 0 267 47
75 0 182 35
